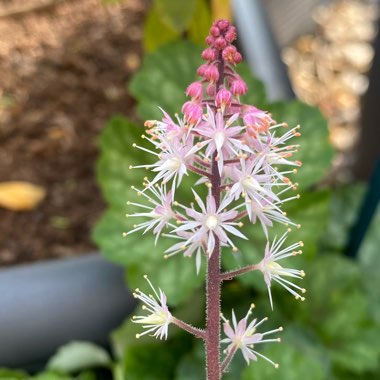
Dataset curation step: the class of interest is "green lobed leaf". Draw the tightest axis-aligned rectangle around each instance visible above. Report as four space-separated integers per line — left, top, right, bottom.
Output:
120 334 193 380
153 0 197 33
291 255 380 374
268 101 334 192
129 42 202 120
92 208 130 265
175 341 204 380
322 184 366 252
46 341 111 374
241 332 327 380
144 7 179 52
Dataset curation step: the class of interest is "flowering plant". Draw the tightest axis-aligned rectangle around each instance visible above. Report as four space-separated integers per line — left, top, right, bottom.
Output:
124 20 305 379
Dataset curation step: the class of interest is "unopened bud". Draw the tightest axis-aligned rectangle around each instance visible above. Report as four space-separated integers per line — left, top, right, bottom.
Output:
214 36 227 50
230 78 247 95
217 19 230 31
225 26 237 42
209 26 220 37
206 83 216 97
205 35 215 46
201 47 217 61
186 82 203 99
233 51 243 64
182 101 202 124
216 89 232 108
204 65 220 82
197 63 208 77
222 45 237 63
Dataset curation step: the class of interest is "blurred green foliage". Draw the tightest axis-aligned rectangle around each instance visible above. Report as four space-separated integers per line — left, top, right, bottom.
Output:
144 0 212 52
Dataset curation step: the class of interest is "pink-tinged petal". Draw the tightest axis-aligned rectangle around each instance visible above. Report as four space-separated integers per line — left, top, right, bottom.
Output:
206 194 216 214
244 333 263 345
219 209 238 221
207 232 216 255
223 224 248 240
215 131 225 151
195 250 202 274
174 221 200 232
227 112 240 125
232 310 238 330
229 182 241 199
217 150 224 175
236 317 247 335
264 241 271 258
223 322 235 340
241 347 254 364
186 208 203 220
225 126 243 136
165 241 186 253
192 189 207 213
244 348 258 362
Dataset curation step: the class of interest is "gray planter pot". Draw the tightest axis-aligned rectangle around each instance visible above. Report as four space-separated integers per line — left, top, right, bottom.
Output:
0 254 135 369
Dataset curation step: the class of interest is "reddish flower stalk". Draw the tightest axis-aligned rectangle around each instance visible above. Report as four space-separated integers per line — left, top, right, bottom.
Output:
126 19 305 380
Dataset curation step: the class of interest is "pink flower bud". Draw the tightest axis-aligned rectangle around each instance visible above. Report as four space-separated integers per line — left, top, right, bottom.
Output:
197 64 208 77
210 26 220 37
217 19 230 31
204 65 219 82
222 46 237 63
206 84 216 97
225 26 237 42
182 101 202 125
233 52 243 64
214 37 227 50
216 89 232 108
243 106 273 134
201 47 217 61
186 82 203 99
230 78 247 95
205 35 215 46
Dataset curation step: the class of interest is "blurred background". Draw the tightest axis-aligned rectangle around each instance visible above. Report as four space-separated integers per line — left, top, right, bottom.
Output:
0 0 379 266
0 0 379 379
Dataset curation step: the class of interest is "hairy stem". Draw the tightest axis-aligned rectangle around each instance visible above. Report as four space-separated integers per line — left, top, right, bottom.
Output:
206 53 224 380
171 317 206 339
220 264 260 281
220 346 238 373
206 152 222 380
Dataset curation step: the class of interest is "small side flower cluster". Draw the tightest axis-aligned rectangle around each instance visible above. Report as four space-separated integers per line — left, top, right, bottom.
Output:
125 19 306 377
221 304 283 368
132 275 172 340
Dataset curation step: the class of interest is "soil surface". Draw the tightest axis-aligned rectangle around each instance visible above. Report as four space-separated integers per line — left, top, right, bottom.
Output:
0 0 147 266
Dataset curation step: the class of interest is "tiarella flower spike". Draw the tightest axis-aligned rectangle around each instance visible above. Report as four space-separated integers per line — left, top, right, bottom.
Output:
126 19 305 380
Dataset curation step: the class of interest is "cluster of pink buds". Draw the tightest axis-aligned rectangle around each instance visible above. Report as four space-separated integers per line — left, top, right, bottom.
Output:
125 19 305 380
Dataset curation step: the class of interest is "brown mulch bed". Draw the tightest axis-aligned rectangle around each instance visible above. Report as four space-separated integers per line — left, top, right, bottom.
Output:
0 0 148 266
